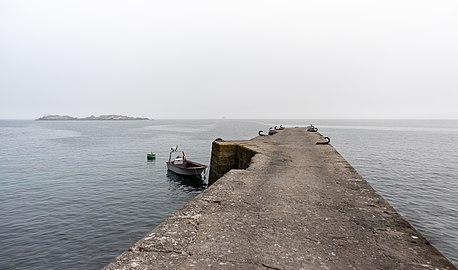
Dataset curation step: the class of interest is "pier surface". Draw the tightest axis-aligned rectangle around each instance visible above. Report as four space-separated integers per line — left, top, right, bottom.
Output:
104 128 456 270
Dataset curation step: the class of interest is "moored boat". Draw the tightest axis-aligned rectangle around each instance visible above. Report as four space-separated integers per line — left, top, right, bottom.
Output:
166 146 207 177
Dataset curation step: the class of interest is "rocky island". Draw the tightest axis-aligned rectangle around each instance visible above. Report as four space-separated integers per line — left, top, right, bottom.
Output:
37 115 150 121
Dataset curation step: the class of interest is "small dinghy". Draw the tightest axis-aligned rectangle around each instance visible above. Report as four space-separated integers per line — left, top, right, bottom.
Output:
166 146 207 177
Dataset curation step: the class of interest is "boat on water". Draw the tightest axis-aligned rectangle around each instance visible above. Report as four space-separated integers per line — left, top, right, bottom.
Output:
166 146 208 177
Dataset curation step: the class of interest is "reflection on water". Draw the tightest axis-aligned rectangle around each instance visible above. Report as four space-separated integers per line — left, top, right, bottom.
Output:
166 172 207 193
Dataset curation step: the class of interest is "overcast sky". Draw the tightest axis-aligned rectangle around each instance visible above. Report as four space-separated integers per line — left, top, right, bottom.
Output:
1 0 457 119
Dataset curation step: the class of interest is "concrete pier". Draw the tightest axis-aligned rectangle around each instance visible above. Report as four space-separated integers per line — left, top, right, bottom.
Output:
104 128 456 270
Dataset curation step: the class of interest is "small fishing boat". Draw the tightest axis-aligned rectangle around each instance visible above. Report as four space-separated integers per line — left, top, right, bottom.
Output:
166 146 207 177
147 152 156 160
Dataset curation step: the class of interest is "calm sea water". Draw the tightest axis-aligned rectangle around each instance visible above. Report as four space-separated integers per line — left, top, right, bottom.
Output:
0 119 457 269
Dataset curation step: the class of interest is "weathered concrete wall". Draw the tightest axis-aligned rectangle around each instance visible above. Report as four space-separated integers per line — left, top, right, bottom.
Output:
104 128 456 270
209 140 257 185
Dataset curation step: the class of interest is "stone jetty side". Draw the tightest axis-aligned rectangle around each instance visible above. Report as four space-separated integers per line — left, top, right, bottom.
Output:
104 128 456 270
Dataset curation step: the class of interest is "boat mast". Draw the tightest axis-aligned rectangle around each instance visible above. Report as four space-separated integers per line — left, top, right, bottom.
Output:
169 145 178 162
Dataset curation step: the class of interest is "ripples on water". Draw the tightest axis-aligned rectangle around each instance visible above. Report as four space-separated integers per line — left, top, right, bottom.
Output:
0 119 457 269
316 120 458 267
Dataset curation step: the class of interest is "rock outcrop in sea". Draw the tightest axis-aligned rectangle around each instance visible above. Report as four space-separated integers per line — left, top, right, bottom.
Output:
37 115 150 120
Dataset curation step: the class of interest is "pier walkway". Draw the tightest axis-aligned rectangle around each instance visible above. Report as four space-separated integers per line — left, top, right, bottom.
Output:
104 128 455 270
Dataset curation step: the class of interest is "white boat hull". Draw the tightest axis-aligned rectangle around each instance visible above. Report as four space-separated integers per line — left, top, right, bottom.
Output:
166 161 207 177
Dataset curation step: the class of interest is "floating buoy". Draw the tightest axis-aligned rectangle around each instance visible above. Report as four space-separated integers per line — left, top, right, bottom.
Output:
147 152 156 160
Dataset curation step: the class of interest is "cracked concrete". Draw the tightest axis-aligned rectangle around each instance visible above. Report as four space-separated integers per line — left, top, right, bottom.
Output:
103 128 456 270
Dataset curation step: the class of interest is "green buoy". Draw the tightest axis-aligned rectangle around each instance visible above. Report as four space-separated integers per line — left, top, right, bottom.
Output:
147 152 156 160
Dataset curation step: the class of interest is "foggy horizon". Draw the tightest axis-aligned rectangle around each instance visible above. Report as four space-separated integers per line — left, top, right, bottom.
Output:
4 116 458 121
1 0 457 120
